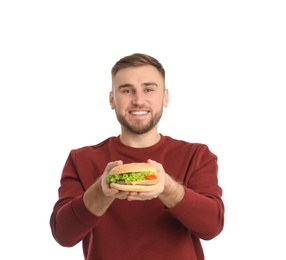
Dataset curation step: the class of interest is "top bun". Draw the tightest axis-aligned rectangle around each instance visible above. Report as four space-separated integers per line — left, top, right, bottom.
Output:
109 162 156 175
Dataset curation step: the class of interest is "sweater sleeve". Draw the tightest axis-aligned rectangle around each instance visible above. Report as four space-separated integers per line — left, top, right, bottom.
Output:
50 152 101 247
168 145 224 240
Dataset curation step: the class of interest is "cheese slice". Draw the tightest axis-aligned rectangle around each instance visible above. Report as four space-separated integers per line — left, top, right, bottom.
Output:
130 180 142 185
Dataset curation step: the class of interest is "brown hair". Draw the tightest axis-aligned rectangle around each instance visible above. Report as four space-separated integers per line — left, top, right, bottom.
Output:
111 53 165 80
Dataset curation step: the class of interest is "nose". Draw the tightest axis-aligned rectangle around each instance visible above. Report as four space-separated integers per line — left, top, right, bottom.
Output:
131 92 145 106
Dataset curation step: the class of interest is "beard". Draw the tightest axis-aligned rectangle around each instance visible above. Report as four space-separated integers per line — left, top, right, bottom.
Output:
115 107 163 135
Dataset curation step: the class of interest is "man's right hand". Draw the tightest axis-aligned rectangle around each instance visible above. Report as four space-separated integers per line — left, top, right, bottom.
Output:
101 160 130 200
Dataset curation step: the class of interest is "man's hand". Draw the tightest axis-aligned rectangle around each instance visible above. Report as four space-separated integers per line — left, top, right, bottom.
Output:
126 159 166 201
83 160 129 216
101 160 130 200
126 159 185 208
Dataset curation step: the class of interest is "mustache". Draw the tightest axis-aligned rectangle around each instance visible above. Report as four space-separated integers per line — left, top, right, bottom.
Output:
129 105 149 110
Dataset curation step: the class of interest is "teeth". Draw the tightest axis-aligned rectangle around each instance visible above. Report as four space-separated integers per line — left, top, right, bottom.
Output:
131 111 147 115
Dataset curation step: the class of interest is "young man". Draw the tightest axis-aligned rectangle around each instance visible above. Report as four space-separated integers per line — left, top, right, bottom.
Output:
50 53 224 259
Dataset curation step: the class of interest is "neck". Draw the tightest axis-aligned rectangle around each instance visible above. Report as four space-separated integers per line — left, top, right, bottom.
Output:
119 128 161 148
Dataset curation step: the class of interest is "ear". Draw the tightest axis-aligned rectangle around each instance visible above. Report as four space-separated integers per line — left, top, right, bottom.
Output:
163 89 169 108
109 91 115 109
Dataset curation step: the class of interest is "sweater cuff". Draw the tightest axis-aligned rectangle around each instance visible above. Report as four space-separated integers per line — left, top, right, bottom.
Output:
168 187 197 217
72 195 101 226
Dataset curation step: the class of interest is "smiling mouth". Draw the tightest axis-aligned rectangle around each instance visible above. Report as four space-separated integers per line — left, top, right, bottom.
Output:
129 110 149 115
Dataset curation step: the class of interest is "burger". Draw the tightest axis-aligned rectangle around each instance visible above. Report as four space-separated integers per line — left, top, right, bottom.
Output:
107 162 160 192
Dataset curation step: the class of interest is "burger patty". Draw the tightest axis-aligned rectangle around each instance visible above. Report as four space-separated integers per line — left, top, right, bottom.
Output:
116 180 159 186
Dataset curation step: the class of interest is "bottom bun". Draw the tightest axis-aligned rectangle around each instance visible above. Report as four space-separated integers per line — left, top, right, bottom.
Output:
110 182 160 192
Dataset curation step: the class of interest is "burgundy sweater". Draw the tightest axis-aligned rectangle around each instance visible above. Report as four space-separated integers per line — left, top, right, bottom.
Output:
50 135 224 260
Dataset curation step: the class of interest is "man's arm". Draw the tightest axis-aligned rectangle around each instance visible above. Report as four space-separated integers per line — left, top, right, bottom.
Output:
83 160 130 216
125 159 185 208
158 174 185 208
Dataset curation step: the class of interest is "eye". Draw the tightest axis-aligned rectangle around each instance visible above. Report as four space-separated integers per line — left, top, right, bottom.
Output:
121 88 133 94
145 88 154 93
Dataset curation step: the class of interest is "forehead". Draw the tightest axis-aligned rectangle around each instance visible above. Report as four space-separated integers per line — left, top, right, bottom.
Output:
112 65 164 87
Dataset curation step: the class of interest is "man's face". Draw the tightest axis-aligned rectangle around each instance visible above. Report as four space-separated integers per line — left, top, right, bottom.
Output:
110 65 169 135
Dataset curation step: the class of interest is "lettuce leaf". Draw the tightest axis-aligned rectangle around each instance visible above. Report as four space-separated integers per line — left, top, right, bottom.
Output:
107 171 157 183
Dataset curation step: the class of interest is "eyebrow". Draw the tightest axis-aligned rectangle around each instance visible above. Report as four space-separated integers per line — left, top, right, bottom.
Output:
117 82 158 89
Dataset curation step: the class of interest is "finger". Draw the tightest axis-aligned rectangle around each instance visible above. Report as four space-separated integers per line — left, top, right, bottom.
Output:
105 160 123 173
147 159 165 173
127 195 154 201
147 159 157 168
115 191 130 200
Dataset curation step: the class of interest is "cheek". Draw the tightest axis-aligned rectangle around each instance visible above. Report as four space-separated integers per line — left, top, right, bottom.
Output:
111 99 125 111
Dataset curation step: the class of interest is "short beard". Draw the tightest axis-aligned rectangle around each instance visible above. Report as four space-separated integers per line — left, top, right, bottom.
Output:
116 109 163 135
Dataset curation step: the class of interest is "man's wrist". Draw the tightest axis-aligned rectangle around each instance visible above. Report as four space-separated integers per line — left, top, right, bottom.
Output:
83 178 114 216
159 174 185 208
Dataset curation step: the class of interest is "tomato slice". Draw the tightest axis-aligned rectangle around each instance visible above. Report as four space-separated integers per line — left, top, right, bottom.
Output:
145 175 157 180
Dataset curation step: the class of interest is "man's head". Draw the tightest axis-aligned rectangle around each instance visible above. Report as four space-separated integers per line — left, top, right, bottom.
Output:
111 53 165 84
110 53 169 135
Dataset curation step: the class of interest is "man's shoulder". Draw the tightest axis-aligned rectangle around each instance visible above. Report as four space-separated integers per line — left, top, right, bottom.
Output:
164 135 205 147
71 136 116 154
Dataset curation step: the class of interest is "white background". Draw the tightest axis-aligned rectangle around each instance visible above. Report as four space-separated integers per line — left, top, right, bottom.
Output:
1 1 285 259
